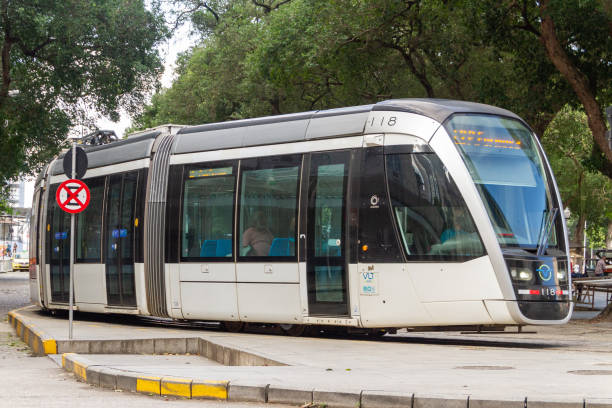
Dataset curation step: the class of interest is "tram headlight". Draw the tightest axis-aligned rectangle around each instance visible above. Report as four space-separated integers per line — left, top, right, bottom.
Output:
510 267 533 282
519 269 533 281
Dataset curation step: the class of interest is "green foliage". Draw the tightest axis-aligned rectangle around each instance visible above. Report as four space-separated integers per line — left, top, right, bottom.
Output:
133 0 611 203
0 0 167 201
135 0 516 126
135 0 609 135
542 106 612 245
475 0 612 156
586 223 608 249
135 0 270 127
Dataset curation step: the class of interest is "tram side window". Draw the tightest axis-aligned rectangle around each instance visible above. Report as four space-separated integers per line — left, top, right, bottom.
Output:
239 155 300 259
386 153 485 260
181 165 235 259
48 185 70 254
76 177 105 262
47 184 71 300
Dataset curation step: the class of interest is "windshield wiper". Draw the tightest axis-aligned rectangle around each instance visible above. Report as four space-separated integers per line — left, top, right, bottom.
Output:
536 208 558 257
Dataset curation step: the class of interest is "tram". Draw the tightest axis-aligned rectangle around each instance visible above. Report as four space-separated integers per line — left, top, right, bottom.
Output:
28 99 572 334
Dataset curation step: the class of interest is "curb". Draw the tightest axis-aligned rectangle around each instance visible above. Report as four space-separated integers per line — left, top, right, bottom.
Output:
59 353 612 408
62 352 229 400
8 307 284 366
10 308 612 408
7 307 57 355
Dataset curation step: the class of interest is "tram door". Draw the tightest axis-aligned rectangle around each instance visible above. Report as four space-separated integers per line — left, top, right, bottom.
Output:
48 192 70 303
306 151 350 316
104 172 138 307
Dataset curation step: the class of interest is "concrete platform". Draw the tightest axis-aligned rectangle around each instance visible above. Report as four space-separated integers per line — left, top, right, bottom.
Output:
9 305 612 407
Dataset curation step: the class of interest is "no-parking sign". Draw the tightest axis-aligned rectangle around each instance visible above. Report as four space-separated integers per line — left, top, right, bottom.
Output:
56 179 90 214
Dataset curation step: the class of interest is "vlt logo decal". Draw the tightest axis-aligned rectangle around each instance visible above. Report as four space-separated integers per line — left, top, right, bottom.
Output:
362 272 375 280
537 264 553 281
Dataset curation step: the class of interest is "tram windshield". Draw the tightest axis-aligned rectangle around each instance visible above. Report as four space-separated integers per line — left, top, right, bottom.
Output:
445 114 558 250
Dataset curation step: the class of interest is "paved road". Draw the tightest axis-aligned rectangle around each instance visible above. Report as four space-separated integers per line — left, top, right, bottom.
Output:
0 272 287 408
0 271 30 315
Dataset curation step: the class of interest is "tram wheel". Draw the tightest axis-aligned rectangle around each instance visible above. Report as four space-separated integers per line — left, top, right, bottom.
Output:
222 321 244 333
279 324 306 337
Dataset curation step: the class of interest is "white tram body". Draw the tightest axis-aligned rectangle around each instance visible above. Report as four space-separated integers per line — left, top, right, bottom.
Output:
28 99 572 330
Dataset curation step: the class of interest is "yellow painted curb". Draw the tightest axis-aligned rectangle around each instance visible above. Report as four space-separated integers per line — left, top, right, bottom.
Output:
73 360 87 381
9 309 58 355
62 353 71 368
43 339 57 354
10 307 232 402
161 377 192 398
191 380 228 400
137 376 162 395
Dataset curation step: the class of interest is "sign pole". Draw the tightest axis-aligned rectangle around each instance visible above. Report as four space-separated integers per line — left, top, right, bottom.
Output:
69 142 76 340
58 142 89 340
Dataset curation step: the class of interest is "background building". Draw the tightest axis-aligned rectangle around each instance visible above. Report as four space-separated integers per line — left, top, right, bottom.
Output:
1 181 30 257
8 181 25 208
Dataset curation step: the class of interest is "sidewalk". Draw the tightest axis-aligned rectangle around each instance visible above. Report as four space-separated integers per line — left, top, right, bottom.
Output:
9 305 612 407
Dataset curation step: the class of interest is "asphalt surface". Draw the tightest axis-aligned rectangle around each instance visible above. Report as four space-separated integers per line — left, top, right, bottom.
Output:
0 271 30 315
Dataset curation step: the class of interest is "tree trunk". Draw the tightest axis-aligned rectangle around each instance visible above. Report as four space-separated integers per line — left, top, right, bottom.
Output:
538 0 612 180
607 221 612 250
398 49 435 98
0 0 12 107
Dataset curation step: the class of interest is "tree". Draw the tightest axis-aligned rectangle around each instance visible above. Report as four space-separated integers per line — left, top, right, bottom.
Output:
0 0 167 206
132 0 285 129
135 0 531 126
136 0 609 138
477 0 612 177
541 106 612 247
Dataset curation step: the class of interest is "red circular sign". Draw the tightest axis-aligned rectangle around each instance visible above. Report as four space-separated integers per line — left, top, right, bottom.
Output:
56 179 90 214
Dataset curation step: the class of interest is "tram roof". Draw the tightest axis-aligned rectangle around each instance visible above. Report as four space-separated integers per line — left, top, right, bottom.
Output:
177 99 519 136
372 99 520 123
48 130 160 176
172 98 521 155
48 99 521 176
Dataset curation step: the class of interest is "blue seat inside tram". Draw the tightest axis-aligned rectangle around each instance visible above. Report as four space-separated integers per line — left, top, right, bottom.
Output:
268 238 295 256
201 238 294 257
200 239 232 257
215 239 232 257
200 240 217 257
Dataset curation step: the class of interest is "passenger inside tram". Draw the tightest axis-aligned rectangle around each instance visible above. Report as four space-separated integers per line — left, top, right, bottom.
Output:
239 163 298 257
241 210 274 256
